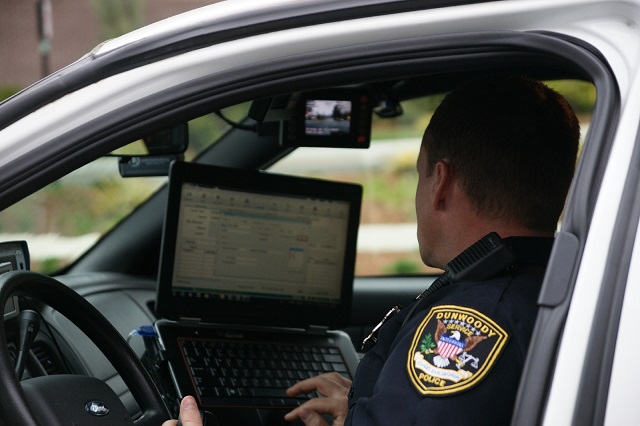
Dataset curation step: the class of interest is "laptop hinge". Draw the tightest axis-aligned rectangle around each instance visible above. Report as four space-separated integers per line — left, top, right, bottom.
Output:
307 325 329 335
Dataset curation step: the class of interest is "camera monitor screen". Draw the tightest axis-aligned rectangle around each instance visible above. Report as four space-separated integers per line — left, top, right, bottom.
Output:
305 99 352 137
282 89 372 149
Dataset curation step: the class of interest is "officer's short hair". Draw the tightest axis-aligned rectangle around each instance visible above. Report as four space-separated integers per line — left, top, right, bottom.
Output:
423 74 580 232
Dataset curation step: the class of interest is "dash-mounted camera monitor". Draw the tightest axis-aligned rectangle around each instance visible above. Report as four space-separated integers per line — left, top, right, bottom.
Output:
281 89 372 148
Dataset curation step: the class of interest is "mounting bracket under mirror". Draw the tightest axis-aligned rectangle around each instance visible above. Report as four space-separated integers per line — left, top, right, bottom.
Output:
119 155 181 177
118 123 188 177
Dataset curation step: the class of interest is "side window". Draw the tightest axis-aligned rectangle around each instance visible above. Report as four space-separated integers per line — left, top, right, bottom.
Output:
270 81 594 277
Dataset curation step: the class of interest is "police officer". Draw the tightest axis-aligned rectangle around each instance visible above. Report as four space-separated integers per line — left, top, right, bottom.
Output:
283 75 580 425
166 75 580 426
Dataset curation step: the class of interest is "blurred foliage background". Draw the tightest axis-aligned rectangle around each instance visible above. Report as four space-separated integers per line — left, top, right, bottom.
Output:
0 81 595 275
0 0 597 275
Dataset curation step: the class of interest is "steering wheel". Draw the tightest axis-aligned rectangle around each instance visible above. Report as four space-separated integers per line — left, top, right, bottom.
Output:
0 270 171 425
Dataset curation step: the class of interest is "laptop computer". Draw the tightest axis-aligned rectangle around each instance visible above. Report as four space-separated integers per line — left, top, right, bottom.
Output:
154 161 362 425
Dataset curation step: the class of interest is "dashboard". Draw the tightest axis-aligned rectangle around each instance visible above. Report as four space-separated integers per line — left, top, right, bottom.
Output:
6 271 427 419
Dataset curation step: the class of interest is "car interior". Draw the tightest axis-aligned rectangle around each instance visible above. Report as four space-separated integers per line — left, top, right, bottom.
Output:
0 26 611 425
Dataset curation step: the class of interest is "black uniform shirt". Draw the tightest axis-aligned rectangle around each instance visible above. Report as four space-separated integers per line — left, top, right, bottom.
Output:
346 237 553 425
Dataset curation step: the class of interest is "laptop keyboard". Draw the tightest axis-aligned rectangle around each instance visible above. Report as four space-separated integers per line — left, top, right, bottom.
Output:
179 337 350 408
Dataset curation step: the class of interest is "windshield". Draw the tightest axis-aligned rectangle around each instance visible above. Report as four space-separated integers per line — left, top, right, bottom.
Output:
0 82 593 277
0 105 248 274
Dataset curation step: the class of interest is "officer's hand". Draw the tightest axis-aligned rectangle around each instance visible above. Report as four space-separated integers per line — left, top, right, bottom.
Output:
162 396 203 426
284 372 351 426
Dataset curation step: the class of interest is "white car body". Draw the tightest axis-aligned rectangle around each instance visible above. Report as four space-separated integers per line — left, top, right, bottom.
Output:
1 0 639 424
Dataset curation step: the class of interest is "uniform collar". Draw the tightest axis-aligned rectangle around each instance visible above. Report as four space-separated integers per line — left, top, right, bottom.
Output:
503 236 554 268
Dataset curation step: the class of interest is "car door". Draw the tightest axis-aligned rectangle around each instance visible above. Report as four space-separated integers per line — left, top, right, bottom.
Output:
0 1 636 424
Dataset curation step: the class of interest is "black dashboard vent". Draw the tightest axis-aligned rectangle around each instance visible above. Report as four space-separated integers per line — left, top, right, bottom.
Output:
31 342 62 375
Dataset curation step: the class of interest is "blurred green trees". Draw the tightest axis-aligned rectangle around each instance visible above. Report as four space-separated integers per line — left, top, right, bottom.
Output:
0 81 595 275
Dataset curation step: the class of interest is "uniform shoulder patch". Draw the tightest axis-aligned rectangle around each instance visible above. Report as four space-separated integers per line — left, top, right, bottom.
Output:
406 304 509 396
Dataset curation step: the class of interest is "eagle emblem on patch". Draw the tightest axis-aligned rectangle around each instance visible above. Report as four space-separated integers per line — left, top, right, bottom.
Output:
407 304 509 396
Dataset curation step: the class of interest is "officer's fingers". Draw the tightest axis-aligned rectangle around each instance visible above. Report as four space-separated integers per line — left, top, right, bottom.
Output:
177 396 203 426
161 421 178 426
323 372 352 389
286 376 321 396
311 373 351 398
284 394 348 424
286 373 334 396
287 373 351 397
285 408 331 426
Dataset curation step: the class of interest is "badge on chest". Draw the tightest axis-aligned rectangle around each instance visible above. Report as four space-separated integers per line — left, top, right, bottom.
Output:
407 305 509 396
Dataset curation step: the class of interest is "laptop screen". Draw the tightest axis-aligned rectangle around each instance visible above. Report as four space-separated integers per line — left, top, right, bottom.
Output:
156 162 362 329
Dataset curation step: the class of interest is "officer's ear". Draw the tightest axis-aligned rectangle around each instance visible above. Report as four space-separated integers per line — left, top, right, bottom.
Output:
431 160 453 211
